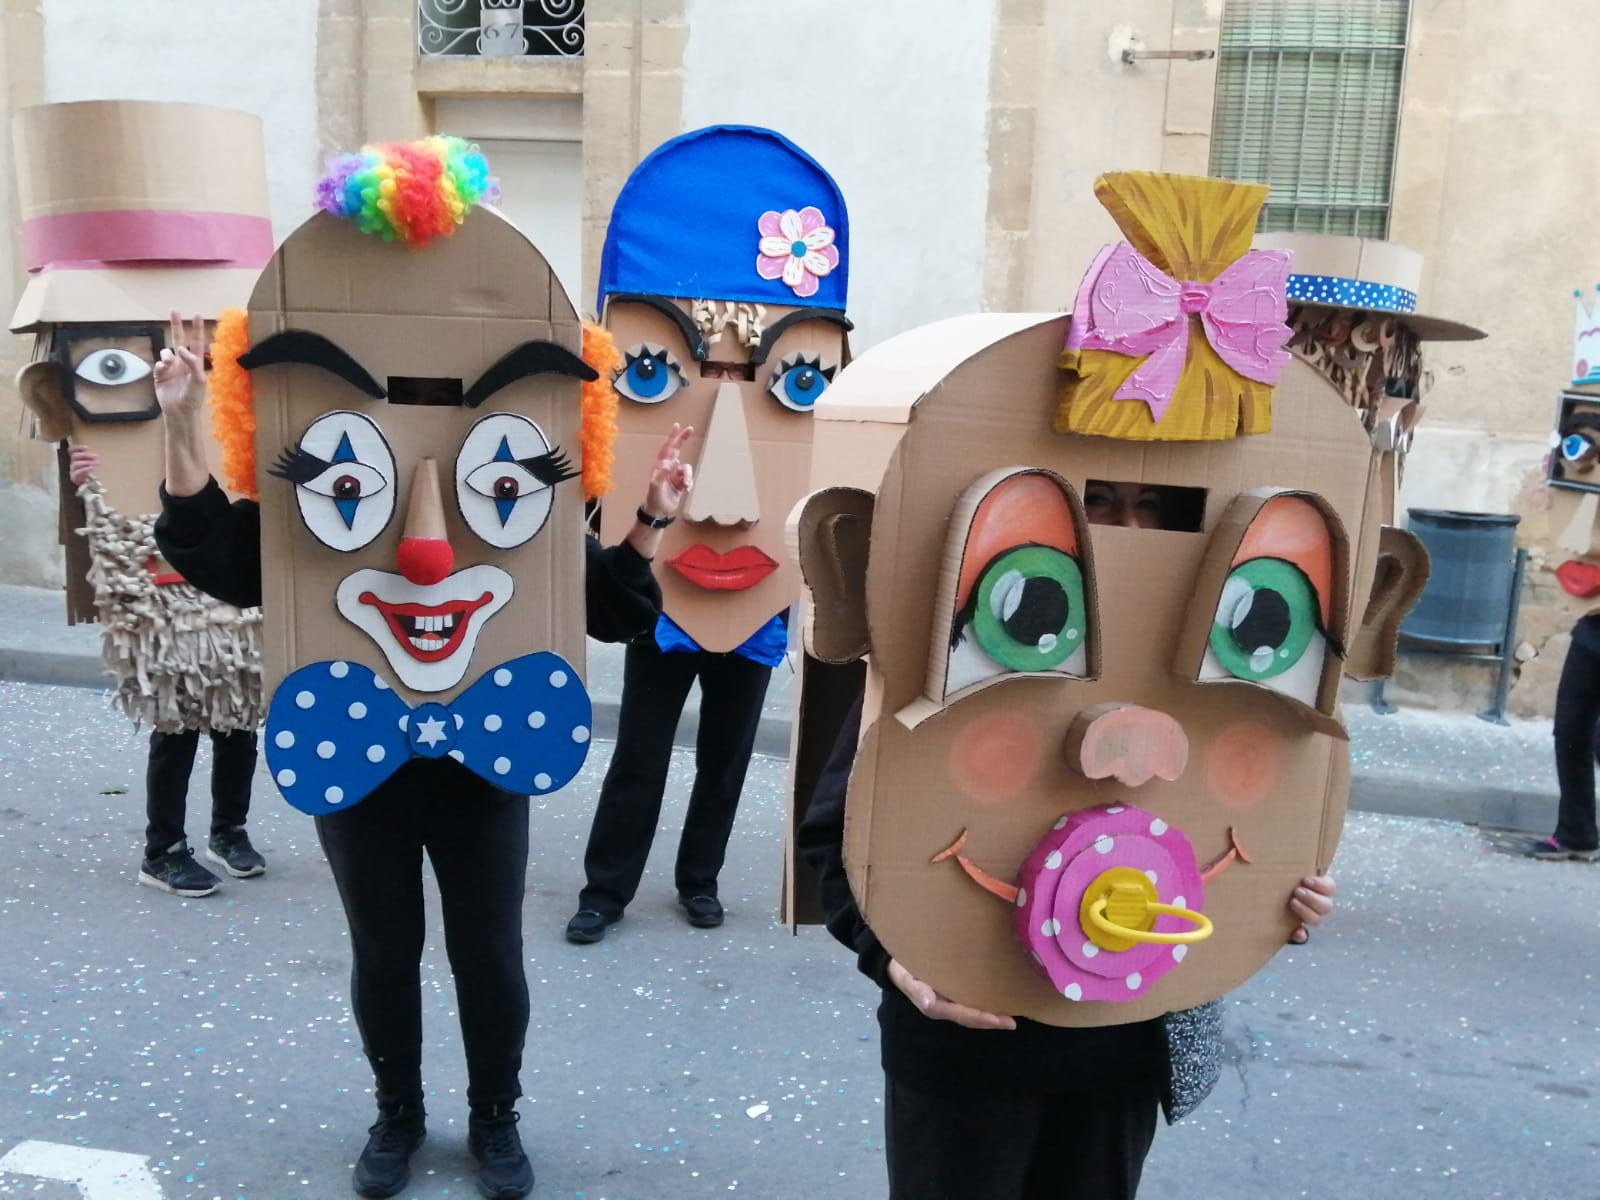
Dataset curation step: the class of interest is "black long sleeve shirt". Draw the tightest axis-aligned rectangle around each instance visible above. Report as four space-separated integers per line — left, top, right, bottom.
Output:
154 477 661 643
797 694 1165 1097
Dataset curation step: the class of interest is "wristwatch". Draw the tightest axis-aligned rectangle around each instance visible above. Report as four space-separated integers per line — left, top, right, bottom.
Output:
636 506 675 529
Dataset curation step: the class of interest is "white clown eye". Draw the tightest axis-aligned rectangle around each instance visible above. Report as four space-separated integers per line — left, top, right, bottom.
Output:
271 410 397 552
455 412 575 549
75 348 153 387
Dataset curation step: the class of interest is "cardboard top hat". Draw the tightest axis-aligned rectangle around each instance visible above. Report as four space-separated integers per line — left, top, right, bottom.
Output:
1254 232 1485 342
9 99 273 332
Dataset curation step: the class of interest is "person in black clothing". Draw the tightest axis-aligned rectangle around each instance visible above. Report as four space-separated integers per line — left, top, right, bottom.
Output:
1529 614 1600 860
153 206 690 1200
566 125 855 943
797 481 1338 1200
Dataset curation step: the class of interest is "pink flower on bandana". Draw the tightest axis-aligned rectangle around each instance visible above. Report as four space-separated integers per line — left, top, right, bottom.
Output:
756 206 839 299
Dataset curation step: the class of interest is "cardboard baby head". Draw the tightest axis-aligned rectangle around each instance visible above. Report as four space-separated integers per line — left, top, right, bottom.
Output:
792 173 1426 1025
223 138 611 815
596 126 851 651
9 100 272 615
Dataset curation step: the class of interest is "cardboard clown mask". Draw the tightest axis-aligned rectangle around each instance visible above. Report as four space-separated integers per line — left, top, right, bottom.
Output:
791 174 1426 1024
10 100 272 619
212 139 613 815
595 126 850 652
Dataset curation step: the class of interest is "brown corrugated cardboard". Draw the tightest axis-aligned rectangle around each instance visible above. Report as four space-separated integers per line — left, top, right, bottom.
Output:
248 209 586 716
786 285 1422 1024
598 297 844 653
10 100 270 613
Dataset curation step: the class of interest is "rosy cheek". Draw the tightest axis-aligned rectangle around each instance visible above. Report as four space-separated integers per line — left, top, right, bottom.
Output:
1207 721 1283 810
949 710 1043 804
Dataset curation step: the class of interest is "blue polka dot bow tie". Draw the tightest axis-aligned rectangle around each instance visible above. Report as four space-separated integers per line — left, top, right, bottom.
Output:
263 652 592 815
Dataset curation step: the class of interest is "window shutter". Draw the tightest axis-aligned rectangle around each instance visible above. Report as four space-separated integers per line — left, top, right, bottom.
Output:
1210 0 1410 237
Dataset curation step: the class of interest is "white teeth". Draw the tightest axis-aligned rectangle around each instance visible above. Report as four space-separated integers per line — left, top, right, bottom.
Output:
409 635 431 651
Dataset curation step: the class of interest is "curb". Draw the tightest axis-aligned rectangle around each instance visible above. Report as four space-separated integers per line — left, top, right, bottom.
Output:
0 647 796 760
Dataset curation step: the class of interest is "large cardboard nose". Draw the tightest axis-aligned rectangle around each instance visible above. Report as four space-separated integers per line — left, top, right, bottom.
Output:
395 457 453 585
1065 703 1189 787
684 382 760 526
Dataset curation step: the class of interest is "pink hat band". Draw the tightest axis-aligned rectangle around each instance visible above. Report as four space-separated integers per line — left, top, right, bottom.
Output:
22 208 273 273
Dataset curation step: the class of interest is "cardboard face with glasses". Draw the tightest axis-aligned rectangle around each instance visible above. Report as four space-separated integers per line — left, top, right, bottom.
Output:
595 126 851 653
791 174 1428 1025
228 155 604 817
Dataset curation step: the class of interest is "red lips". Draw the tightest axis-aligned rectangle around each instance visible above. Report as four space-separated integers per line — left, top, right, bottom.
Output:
667 544 778 591
359 590 494 662
1557 560 1600 598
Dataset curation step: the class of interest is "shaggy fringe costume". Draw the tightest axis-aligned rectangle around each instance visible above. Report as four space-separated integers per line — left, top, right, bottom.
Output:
78 477 261 734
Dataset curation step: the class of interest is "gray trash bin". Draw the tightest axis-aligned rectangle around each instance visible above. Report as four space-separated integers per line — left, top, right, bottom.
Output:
1400 509 1521 647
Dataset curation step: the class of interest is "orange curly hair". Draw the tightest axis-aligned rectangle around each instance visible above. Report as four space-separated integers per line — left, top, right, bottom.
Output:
205 315 619 503
579 322 620 500
208 308 257 500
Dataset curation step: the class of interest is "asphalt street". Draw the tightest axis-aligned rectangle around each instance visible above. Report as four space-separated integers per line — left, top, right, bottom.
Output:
0 680 1595 1200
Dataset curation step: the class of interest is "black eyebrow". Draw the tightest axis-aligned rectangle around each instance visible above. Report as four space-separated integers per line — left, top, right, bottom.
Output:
238 330 387 398
605 293 708 360
751 308 853 365
463 340 596 409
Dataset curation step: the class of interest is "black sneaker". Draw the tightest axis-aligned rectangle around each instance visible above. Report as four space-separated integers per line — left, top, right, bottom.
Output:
564 908 618 944
679 894 724 928
1523 836 1600 862
468 1106 534 1199
353 1104 426 1198
138 843 220 897
206 827 266 878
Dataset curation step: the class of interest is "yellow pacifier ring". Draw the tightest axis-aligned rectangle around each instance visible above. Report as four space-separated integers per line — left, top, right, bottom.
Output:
1079 867 1213 952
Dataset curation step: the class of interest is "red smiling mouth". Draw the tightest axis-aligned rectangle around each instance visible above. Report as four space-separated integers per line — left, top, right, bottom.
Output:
359 591 495 663
667 544 778 591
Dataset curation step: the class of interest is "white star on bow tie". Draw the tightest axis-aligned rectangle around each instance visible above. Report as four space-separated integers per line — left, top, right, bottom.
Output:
414 715 449 748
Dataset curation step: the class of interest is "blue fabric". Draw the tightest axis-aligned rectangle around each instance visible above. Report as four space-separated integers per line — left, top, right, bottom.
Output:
654 612 788 669
264 653 592 815
1286 273 1417 314
597 125 849 312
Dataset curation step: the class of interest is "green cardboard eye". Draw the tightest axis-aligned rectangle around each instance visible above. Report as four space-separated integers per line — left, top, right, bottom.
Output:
972 546 1087 673
1208 557 1317 682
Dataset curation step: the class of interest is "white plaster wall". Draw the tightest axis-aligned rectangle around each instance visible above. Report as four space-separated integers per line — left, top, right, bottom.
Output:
1400 427 1545 519
42 0 320 240
680 0 995 351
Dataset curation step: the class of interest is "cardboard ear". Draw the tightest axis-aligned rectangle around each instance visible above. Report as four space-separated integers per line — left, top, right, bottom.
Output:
1175 488 1350 738
1344 526 1429 680
791 486 875 663
18 359 71 442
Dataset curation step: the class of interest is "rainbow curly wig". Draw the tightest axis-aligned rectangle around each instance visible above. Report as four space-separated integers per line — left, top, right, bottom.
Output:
316 135 498 247
208 314 618 504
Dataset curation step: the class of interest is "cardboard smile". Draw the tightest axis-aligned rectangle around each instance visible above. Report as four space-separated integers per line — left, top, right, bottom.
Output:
335 564 513 694
667 544 778 591
360 590 495 663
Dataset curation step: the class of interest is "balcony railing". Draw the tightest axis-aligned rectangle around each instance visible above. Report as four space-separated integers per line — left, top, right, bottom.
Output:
418 0 584 58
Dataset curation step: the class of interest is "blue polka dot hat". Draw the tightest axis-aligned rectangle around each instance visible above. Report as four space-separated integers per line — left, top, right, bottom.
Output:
1253 233 1484 342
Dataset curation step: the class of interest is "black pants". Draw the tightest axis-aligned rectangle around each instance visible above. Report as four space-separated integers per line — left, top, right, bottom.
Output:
578 637 772 918
315 759 531 1111
144 728 258 859
1552 617 1600 850
884 1074 1160 1200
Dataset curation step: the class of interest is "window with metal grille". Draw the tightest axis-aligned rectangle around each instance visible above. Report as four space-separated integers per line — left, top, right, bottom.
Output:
1209 0 1410 237
418 0 584 58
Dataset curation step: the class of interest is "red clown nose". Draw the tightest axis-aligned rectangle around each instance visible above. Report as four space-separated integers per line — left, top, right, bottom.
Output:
397 459 454 586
